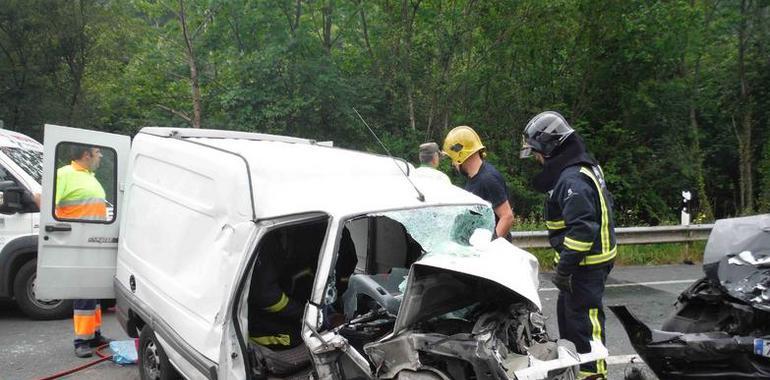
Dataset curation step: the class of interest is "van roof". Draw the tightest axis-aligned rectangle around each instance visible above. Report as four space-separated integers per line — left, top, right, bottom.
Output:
0 129 43 151
139 128 486 219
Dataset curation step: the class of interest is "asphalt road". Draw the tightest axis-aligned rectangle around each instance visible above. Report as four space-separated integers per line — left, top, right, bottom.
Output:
0 264 704 380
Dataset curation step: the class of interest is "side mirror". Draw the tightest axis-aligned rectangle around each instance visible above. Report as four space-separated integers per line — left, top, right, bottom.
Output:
0 187 24 215
0 180 35 215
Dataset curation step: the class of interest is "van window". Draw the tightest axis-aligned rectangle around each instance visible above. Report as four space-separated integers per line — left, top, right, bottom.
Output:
0 147 42 184
52 142 117 223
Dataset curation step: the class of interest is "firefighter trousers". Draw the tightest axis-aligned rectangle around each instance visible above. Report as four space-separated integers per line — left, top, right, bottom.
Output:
557 263 613 378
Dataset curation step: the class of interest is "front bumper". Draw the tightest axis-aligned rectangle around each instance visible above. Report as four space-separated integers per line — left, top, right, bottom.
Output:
364 331 608 380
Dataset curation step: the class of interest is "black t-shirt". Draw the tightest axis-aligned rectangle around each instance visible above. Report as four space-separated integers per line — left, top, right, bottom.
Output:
465 161 510 218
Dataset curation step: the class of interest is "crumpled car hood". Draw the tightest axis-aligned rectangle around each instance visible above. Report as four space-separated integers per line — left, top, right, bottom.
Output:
392 238 541 334
703 213 770 310
703 214 770 265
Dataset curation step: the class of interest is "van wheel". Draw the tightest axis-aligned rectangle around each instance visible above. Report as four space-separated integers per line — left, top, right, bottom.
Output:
12 260 72 320
139 325 180 380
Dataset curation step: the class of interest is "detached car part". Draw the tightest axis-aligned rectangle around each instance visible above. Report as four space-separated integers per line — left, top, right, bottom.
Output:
612 214 770 379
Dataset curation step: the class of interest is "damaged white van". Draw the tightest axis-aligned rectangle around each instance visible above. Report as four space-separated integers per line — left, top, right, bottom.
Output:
32 124 606 380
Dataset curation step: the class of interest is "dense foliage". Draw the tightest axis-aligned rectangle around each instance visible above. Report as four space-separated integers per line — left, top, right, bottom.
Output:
1 0 769 225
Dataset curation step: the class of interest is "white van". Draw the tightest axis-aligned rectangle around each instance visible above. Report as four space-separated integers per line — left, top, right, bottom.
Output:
0 128 74 319
33 124 606 380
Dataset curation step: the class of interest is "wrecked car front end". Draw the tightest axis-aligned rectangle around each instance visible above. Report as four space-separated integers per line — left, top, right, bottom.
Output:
302 205 607 380
365 247 608 380
612 214 770 379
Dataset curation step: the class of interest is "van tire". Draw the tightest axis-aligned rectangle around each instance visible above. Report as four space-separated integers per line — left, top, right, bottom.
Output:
139 325 180 380
12 260 72 320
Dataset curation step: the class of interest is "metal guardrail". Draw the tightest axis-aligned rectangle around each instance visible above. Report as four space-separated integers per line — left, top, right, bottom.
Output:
510 224 714 249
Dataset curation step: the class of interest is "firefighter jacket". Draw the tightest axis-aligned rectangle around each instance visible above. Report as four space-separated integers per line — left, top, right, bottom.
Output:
545 164 617 273
248 236 308 348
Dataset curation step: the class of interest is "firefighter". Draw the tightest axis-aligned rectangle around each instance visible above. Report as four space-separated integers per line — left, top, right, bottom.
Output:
248 234 306 349
248 224 355 350
442 126 514 241
54 144 111 358
520 111 616 379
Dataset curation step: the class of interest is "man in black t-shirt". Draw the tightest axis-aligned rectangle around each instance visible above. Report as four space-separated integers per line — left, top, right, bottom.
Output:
443 126 514 241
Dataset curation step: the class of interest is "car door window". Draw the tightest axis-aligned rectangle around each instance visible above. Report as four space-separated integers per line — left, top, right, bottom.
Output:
52 142 117 223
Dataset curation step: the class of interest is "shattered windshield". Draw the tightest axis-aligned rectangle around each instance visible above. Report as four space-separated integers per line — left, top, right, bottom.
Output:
375 204 495 258
0 147 42 184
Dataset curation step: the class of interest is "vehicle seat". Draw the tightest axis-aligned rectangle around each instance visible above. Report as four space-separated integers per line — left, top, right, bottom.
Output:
249 343 311 377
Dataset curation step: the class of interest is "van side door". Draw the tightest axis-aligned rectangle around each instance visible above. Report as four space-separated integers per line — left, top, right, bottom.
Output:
37 124 130 299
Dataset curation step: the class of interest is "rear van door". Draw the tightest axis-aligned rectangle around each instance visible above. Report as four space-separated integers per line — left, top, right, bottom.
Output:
37 124 130 299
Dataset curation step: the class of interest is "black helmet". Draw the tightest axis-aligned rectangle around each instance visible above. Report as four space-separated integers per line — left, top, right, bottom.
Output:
520 111 575 158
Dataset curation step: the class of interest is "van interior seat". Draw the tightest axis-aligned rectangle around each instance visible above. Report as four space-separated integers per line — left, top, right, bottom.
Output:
250 343 311 377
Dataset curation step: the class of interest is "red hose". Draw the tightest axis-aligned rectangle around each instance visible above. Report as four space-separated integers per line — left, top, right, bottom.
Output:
36 344 113 380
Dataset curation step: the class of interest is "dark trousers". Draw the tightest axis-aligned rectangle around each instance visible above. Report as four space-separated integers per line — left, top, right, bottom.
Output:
557 264 612 377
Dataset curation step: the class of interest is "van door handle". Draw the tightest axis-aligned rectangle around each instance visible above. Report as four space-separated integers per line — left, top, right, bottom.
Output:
45 224 72 232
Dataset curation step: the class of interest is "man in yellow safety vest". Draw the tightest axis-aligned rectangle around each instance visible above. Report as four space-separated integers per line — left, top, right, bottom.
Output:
55 145 111 358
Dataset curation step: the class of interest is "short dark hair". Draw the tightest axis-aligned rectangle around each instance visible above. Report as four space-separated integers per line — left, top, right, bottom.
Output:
419 151 437 165
419 142 440 165
69 144 93 161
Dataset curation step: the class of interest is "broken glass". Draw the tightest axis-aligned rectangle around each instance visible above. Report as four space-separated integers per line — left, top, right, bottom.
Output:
374 205 495 293
375 204 495 259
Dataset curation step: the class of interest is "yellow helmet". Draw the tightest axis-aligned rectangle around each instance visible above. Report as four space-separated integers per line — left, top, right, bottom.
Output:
443 126 485 165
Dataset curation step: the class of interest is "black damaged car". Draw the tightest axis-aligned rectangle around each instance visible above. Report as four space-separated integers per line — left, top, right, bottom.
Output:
611 214 770 379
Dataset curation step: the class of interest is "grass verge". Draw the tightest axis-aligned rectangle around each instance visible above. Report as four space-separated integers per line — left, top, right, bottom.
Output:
530 240 706 271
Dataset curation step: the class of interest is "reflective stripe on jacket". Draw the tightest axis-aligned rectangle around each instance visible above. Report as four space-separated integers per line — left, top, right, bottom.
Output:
55 162 107 220
545 164 617 271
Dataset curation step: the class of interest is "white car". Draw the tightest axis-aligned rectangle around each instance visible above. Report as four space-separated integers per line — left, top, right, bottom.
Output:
31 124 606 380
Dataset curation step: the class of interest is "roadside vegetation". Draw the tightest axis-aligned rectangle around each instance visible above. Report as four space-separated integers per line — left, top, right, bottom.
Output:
532 241 707 271
2 1 769 226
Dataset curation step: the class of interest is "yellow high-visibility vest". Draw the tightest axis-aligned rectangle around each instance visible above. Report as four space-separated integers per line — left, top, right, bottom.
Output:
55 161 107 221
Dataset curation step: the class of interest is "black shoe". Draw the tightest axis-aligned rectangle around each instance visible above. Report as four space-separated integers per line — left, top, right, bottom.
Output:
89 335 114 348
74 345 93 358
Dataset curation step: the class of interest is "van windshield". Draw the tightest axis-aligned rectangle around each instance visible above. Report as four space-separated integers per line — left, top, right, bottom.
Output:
374 204 495 258
0 147 43 184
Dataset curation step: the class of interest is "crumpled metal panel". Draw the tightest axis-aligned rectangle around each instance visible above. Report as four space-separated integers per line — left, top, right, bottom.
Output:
716 253 770 311
393 240 542 335
611 305 770 379
704 214 770 265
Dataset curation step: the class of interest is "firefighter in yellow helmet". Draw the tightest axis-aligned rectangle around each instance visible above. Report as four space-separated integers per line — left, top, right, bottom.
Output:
443 126 514 241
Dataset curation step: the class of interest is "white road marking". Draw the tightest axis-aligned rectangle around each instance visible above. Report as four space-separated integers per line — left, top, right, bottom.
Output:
605 354 642 365
539 278 698 292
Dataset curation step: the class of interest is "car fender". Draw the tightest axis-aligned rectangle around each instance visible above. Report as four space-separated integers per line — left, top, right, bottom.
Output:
0 234 38 297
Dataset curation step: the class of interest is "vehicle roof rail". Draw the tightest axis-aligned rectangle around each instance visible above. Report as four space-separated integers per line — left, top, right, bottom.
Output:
138 127 320 146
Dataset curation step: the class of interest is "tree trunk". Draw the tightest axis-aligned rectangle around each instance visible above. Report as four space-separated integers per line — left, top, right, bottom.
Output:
400 0 421 131
178 0 202 128
66 0 88 124
737 0 753 213
357 0 376 66
684 0 714 221
322 0 334 52
407 87 416 132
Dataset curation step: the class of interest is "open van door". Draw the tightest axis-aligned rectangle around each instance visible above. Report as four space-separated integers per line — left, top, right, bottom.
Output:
37 124 130 299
